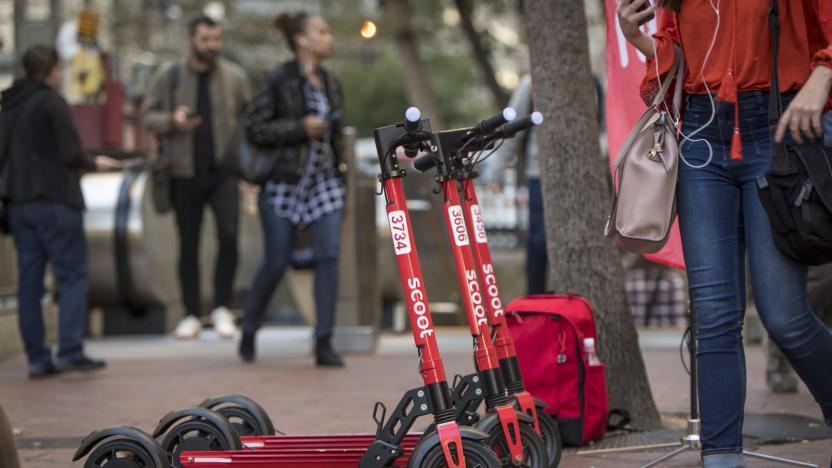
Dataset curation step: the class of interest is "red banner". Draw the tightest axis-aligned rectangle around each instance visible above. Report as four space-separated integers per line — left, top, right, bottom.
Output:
604 0 685 270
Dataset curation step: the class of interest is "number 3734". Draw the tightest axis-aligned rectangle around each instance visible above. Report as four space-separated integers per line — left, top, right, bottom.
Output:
388 210 411 255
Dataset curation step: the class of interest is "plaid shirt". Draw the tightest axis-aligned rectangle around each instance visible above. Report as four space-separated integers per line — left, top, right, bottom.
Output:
626 265 687 327
265 82 345 227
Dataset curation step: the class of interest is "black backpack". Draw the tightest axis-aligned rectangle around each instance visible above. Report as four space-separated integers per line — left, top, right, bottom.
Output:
756 1 832 266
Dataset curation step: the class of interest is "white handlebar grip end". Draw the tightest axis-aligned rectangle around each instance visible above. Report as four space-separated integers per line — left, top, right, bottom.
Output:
405 107 421 123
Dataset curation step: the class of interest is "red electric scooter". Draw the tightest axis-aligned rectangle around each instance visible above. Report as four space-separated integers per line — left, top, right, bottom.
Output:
405 110 553 468
412 112 561 467
72 110 501 468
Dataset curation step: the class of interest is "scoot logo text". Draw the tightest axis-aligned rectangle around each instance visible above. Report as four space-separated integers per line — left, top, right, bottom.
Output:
481 263 504 317
406 277 435 338
465 269 488 327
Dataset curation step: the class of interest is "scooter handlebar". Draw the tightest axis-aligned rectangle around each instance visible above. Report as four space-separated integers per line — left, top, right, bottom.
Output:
496 111 543 139
476 107 517 135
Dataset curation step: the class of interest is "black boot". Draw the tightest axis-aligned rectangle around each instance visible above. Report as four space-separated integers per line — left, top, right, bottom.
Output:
315 336 344 367
239 331 256 363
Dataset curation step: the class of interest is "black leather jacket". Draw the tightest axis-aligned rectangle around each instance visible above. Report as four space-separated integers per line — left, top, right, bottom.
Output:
242 60 345 184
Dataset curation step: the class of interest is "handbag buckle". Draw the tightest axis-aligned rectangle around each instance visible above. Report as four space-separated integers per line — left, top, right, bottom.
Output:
647 142 663 162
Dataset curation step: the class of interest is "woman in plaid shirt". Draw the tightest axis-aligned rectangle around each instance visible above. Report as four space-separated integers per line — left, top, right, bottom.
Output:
239 11 347 367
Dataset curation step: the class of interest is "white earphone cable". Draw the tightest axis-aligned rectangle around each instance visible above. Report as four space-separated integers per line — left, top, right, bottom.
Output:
650 0 721 169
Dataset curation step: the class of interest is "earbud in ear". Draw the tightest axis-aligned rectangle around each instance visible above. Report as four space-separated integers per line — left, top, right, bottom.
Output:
298 37 308 48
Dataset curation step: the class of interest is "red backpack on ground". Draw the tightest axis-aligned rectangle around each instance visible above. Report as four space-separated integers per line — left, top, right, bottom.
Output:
505 293 609 446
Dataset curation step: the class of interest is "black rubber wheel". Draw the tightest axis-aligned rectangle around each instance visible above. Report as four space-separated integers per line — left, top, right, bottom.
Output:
484 421 549 468
213 406 265 437
198 395 276 436
84 438 162 468
413 438 501 468
536 412 562 467
160 420 238 468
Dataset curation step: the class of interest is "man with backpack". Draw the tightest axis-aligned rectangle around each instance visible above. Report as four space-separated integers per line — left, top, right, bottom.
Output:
0 45 120 378
143 15 251 339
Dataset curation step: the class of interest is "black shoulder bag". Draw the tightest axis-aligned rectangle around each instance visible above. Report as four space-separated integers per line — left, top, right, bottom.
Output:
756 0 832 265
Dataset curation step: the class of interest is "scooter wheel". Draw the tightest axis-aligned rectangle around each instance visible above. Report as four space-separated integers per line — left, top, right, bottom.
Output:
198 395 276 436
84 437 166 468
410 438 501 468
157 412 241 467
536 412 562 467
484 421 549 468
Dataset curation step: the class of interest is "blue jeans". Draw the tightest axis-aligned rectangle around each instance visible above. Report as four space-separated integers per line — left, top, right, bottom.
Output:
679 92 832 458
242 191 342 338
8 202 89 369
526 178 548 294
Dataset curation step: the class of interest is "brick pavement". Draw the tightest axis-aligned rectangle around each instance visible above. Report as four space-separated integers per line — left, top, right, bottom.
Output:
0 327 829 467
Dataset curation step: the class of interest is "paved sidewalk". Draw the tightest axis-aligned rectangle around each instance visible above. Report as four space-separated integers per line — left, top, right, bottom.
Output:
0 327 829 467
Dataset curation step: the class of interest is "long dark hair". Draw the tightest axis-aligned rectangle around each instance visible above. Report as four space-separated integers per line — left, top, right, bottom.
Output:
658 0 682 11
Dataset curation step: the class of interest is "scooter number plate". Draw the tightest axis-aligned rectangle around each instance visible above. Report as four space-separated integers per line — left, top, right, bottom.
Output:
470 204 488 244
388 210 412 255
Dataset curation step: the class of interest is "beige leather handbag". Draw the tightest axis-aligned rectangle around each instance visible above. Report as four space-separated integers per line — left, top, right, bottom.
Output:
605 48 685 254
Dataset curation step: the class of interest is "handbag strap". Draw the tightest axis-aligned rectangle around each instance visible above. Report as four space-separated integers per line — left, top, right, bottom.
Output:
768 0 783 126
651 47 686 122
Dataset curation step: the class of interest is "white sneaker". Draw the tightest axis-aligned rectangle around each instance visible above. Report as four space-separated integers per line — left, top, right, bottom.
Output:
211 307 238 339
174 316 202 340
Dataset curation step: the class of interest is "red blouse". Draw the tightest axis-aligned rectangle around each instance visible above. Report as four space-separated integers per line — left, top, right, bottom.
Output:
641 0 832 158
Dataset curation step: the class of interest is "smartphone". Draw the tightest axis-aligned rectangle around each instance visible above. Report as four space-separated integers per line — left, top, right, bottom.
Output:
327 110 342 124
635 0 655 25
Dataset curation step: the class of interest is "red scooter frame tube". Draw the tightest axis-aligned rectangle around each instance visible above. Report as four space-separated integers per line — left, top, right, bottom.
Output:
382 175 464 468
459 178 541 433
440 179 526 464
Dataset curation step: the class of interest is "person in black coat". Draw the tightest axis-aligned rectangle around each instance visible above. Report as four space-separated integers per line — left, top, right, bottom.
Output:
239 12 346 367
0 45 119 378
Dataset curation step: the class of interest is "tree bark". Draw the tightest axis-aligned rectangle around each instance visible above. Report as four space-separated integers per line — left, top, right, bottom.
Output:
524 0 662 429
453 0 510 108
382 0 446 129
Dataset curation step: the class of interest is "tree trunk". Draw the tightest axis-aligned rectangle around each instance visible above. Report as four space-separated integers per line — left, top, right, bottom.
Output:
524 0 662 429
382 0 445 129
453 0 510 108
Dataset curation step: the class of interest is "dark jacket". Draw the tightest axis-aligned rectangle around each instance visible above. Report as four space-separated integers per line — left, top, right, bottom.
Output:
242 60 345 184
0 79 94 211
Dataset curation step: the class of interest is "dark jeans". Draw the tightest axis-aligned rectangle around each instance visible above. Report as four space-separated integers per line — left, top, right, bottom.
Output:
527 178 548 294
171 173 239 317
8 202 88 367
243 191 342 338
679 92 832 456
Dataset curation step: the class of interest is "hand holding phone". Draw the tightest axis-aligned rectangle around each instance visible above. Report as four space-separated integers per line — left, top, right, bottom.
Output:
173 105 202 130
617 0 655 40
634 0 655 25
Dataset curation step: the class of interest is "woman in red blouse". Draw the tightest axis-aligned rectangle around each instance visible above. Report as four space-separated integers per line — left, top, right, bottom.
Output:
618 1 832 466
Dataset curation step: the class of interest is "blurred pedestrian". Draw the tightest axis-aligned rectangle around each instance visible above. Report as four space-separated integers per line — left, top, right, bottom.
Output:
143 15 252 340
618 1 832 466
479 75 548 295
0 45 118 378
239 11 346 367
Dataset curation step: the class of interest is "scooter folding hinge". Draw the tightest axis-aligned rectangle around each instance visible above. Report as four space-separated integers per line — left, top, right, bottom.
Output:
495 404 526 465
436 421 465 468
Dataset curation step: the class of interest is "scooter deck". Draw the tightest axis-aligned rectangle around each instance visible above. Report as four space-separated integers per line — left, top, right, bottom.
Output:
240 433 421 449
180 448 413 467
